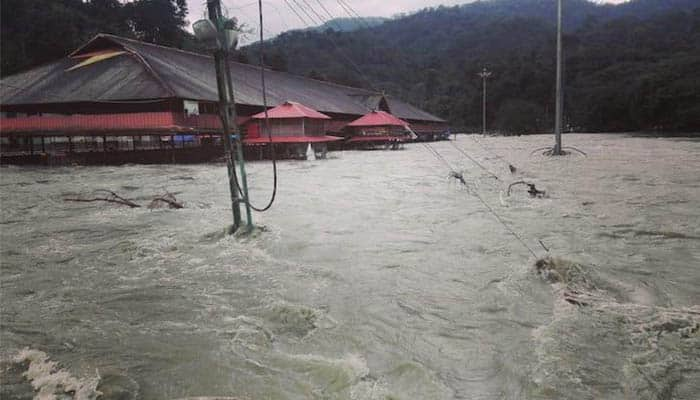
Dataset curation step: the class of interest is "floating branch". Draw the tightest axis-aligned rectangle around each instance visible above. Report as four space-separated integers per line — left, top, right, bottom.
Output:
507 181 546 198
148 192 184 209
64 190 141 208
64 190 184 209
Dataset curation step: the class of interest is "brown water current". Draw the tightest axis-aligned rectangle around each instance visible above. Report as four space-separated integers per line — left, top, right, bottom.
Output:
1 134 699 399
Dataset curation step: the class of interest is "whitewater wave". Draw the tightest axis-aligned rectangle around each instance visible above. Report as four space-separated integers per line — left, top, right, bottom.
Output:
529 257 700 399
11 348 101 400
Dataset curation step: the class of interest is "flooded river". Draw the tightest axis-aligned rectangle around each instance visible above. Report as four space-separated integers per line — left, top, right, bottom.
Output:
1 134 699 399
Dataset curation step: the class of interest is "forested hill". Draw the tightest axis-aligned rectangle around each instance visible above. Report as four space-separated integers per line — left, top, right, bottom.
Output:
244 0 700 132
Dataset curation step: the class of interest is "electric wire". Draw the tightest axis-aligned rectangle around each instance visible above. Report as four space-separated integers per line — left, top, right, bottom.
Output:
245 0 278 212
227 1 292 32
334 0 356 22
314 0 340 25
469 135 518 172
448 140 501 181
336 0 373 29
290 0 322 25
280 0 380 92
300 0 333 28
422 143 540 259
220 0 278 213
281 0 313 26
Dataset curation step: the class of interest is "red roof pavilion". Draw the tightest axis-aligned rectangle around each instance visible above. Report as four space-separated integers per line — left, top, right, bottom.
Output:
251 101 331 120
245 101 340 145
347 110 409 128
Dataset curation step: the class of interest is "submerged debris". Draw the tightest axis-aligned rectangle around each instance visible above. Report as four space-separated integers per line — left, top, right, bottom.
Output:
64 190 140 208
449 171 467 185
148 192 184 209
508 180 546 198
64 190 183 209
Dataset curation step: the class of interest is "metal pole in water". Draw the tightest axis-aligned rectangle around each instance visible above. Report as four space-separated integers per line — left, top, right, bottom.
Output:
223 56 253 230
554 0 564 155
478 68 492 135
207 0 243 232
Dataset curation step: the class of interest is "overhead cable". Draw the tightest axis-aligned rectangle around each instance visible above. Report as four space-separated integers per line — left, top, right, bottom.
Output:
423 143 540 259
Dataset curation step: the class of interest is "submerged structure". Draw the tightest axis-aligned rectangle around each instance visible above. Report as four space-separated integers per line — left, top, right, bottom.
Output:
0 34 447 164
246 101 340 159
345 110 412 150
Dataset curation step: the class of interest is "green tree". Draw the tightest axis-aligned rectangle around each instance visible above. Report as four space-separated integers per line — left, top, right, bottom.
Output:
124 0 188 47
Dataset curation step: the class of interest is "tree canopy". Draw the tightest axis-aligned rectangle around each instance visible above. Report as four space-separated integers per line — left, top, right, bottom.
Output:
1 0 191 76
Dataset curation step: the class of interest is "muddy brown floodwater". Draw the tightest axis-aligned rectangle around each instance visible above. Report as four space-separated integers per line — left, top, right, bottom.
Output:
1 134 699 399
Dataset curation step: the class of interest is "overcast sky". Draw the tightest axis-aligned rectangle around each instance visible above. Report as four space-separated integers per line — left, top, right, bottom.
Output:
186 0 629 43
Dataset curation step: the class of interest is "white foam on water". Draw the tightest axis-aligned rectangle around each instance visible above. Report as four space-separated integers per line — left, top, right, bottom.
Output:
529 258 700 399
13 348 101 400
306 143 316 161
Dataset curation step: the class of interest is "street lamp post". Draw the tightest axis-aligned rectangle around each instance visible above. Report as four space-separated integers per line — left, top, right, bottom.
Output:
478 68 492 135
553 0 564 155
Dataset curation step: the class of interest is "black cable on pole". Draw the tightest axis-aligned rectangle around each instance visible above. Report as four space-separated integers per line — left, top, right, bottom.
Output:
217 1 277 213
245 0 278 213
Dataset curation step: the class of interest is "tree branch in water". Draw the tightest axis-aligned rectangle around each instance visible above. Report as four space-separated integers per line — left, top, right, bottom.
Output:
64 190 141 208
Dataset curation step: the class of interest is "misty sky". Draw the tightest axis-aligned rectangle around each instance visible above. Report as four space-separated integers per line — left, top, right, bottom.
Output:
186 0 629 43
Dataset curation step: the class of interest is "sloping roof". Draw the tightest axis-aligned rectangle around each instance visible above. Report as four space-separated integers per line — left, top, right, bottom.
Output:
0 34 445 123
0 53 169 104
347 111 409 127
251 101 331 120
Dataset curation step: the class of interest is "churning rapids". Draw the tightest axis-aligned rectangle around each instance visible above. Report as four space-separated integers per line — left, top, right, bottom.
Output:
1 134 699 400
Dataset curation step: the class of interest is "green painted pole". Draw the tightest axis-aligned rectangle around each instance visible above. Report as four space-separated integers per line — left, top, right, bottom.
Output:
208 0 242 232
223 57 253 230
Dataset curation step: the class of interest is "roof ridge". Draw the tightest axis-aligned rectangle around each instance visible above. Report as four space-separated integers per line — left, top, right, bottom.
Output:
96 34 177 97
98 34 380 96
98 33 214 60
96 34 384 99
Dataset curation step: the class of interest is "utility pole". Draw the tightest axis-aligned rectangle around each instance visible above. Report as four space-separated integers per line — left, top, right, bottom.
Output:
478 68 492 135
553 0 564 155
205 0 253 232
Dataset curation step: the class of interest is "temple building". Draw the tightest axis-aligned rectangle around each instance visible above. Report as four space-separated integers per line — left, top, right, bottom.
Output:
0 34 447 164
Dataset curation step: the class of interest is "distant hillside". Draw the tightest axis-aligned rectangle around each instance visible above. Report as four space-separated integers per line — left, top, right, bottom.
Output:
311 17 387 33
243 0 700 132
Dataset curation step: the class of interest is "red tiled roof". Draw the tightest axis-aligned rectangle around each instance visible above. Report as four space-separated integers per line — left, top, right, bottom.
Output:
346 135 407 143
0 112 245 134
251 101 331 120
244 135 342 144
347 111 409 127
